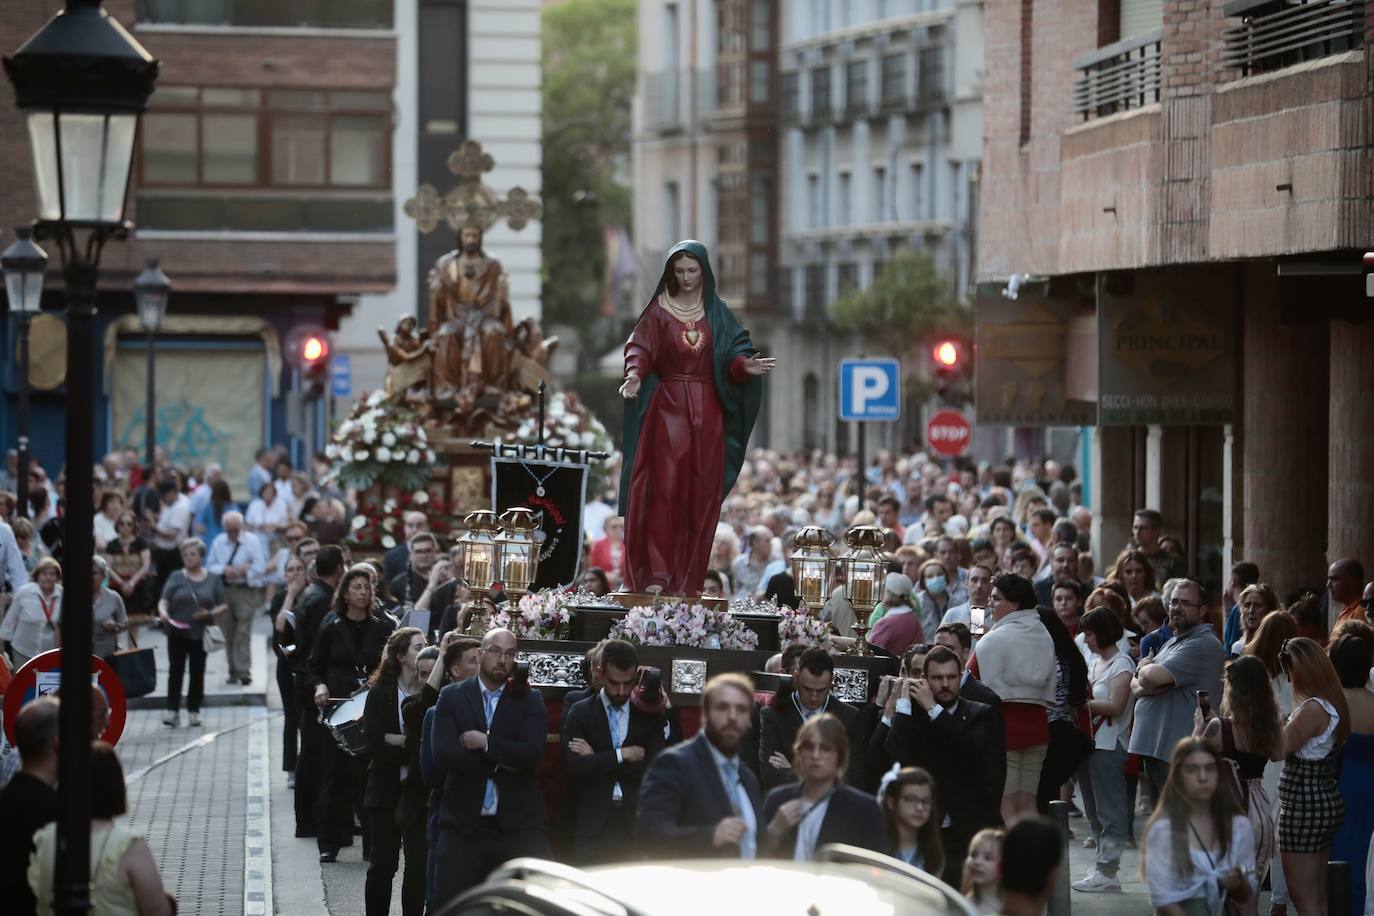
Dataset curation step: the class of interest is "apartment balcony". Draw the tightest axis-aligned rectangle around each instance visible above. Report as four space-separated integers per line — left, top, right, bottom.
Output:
1221 0 1364 76
781 9 955 55
641 69 716 134
1071 29 1163 121
786 219 952 245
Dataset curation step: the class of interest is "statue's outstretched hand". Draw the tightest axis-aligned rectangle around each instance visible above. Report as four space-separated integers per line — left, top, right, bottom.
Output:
620 373 642 399
742 356 777 377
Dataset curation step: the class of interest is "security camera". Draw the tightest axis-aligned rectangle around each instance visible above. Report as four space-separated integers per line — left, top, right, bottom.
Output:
1002 273 1025 300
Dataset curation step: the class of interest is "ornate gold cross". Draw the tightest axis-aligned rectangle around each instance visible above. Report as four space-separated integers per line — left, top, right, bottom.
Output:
403 139 544 234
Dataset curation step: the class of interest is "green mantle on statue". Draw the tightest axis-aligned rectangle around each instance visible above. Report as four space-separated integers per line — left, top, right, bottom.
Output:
617 239 763 523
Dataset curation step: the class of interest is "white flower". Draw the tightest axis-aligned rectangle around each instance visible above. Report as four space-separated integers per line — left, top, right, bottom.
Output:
376 446 393 463
425 449 436 463
368 391 385 407
406 449 420 464
325 444 339 459
339 420 356 435
382 432 396 447
353 449 369 461
413 490 429 505
564 432 582 447
351 515 367 530
381 534 396 549
383 498 397 513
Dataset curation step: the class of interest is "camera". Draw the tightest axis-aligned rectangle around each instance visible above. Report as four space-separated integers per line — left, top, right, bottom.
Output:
631 665 668 714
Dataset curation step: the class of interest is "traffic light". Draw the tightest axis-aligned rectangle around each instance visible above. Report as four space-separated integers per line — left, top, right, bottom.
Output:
286 326 331 400
930 338 970 405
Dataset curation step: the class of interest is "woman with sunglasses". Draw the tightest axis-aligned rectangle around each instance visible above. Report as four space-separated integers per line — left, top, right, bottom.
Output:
104 511 154 617
1276 637 1350 916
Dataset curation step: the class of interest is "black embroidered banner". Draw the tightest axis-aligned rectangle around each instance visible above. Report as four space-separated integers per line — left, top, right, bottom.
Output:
491 454 588 590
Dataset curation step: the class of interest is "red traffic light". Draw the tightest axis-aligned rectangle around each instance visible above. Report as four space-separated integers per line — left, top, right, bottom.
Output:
932 340 959 368
302 336 328 363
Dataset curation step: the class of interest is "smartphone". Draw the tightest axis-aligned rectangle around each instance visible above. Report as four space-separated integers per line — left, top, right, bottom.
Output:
1197 690 1212 719
970 606 986 637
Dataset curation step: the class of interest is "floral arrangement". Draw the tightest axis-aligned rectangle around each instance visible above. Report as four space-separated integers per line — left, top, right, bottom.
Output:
492 588 578 640
776 607 834 651
501 390 620 494
345 488 460 551
609 601 760 651
325 391 437 492
729 595 782 616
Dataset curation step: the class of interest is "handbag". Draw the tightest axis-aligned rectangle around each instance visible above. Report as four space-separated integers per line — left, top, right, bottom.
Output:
203 624 226 654
1218 718 1251 810
109 624 157 697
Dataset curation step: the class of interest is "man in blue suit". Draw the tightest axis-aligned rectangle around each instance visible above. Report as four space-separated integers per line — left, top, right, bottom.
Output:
636 672 764 858
430 627 550 905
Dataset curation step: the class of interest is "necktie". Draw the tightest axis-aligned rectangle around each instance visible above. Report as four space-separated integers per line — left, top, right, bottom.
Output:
482 690 497 813
720 760 755 859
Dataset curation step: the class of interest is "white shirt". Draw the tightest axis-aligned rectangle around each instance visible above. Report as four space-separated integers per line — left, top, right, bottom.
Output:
153 495 192 550
792 790 833 862
0 522 28 592
600 689 628 800
1146 815 1256 911
0 582 62 658
206 532 268 588
93 513 119 551
1089 652 1136 750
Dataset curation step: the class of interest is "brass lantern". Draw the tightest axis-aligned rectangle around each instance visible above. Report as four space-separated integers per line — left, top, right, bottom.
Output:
839 525 887 616
457 510 500 599
496 507 540 597
790 526 835 611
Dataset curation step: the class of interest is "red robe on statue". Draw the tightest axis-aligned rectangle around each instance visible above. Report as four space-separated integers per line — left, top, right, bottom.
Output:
622 302 750 594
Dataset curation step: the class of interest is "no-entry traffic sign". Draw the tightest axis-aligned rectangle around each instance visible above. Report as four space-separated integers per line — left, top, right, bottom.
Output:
2 650 127 746
926 409 972 458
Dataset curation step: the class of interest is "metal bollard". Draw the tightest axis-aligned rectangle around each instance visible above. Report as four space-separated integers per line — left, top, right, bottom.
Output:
1327 860 1349 916
1048 800 1072 916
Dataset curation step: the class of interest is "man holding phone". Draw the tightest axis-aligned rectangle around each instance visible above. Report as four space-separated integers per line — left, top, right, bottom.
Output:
941 564 994 642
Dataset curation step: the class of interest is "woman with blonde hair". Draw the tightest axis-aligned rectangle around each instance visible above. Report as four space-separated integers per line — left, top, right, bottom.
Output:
1233 584 1281 657
0 555 62 665
1276 637 1350 916
1109 549 1158 607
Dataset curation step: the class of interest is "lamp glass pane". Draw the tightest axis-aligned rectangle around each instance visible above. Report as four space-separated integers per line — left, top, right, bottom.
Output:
5 272 38 315
26 113 61 221
137 290 165 329
56 112 138 223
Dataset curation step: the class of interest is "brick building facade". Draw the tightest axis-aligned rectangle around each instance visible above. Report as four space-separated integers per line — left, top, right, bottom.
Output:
978 0 1373 596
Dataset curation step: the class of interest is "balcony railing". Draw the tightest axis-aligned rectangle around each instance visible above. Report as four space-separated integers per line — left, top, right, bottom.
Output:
137 0 393 28
641 70 715 133
1222 0 1364 76
1071 29 1163 120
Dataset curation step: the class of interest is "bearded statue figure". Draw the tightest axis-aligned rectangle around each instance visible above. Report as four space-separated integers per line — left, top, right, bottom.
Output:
427 224 513 399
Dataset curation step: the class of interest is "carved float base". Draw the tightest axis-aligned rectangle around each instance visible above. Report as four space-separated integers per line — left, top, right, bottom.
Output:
610 591 728 612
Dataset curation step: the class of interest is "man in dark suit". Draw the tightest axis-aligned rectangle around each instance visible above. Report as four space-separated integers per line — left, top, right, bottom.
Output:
1034 543 1081 608
387 532 440 614
381 511 429 600
430 627 549 904
561 639 666 863
637 673 763 858
758 648 864 791
559 641 607 729
290 545 344 839
934 621 1008 799
886 645 1003 886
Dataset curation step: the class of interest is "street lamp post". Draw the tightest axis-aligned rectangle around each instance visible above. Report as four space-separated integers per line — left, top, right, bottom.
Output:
1 227 48 519
3 2 159 914
133 259 170 468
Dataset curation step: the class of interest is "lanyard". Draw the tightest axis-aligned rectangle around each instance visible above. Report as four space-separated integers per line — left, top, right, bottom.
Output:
38 591 58 624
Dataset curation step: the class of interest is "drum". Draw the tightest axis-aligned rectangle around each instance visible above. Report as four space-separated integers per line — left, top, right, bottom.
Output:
323 691 368 756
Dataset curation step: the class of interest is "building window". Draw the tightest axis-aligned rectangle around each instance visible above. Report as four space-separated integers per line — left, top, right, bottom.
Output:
838 172 851 225
881 53 907 104
919 46 946 99
140 85 391 189
135 0 394 29
1020 0 1033 144
780 72 800 120
810 67 831 121
805 264 827 314
750 60 771 103
837 262 859 293
873 165 887 223
751 253 770 296
807 174 821 229
803 372 819 450
910 161 925 220
846 60 868 114
751 0 772 50
750 175 771 244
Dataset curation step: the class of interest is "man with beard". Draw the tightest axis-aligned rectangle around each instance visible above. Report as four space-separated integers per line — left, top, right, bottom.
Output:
427 223 513 397
637 673 764 858
1128 578 1224 795
430 628 549 904
561 639 666 863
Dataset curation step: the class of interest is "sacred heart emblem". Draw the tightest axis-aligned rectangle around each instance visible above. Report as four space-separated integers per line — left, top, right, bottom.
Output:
683 328 702 350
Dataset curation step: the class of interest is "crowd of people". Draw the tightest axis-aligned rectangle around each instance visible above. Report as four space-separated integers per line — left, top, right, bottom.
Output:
2 444 1374 915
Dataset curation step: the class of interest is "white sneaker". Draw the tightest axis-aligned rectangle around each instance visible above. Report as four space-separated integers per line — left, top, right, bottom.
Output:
188 713 202 727
1073 870 1122 893
1082 836 1097 849
162 712 180 727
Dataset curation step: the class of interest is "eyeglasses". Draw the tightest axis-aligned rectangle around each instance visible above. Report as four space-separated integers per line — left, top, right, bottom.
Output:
1168 598 1200 609
899 795 934 809
482 647 519 661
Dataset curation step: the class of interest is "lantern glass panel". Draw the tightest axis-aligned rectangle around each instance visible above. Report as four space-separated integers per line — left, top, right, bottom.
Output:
27 111 138 224
4 269 41 316
792 554 829 608
462 538 496 591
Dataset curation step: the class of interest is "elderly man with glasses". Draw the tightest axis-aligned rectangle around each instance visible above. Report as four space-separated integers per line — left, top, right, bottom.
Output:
1127 578 1225 803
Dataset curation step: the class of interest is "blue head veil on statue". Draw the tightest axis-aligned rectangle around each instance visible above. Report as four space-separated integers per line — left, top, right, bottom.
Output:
617 240 764 516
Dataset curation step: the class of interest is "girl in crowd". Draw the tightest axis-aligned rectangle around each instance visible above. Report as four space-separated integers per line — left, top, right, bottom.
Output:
1144 737 1256 916
28 742 172 916
1193 655 1284 916
1328 634 1374 916
157 538 227 728
1081 586 1136 664
104 511 154 617
1074 606 1136 894
1034 607 1090 816
961 828 1005 916
763 714 888 861
363 626 427 916
987 516 1019 571
1110 549 1159 607
879 766 944 876
0 555 62 666
1234 584 1281 658
1277 637 1350 916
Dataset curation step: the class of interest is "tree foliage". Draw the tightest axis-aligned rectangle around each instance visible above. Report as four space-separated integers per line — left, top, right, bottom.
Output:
829 250 971 353
541 0 636 365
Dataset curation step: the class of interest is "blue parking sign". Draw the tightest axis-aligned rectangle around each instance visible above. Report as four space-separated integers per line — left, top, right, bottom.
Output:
331 353 351 397
838 358 901 421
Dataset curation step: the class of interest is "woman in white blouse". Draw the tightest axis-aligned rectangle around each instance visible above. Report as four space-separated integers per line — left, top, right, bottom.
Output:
93 491 126 550
1145 737 1256 916
245 480 289 551
0 556 62 666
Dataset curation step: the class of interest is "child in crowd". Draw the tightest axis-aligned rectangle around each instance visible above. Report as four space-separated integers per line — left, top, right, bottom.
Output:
961 827 1005 915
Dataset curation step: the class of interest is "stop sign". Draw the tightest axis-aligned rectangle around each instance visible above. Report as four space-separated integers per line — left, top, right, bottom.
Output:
926 409 972 457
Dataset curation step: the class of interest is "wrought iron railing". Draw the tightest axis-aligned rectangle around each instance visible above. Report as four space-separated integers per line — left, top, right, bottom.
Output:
1222 0 1364 76
1071 29 1163 120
